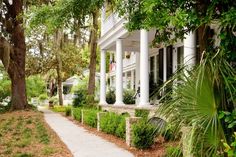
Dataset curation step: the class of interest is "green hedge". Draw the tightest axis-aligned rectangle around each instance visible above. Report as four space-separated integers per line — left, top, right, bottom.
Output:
131 120 156 149
52 105 66 112
65 107 71 116
135 109 150 119
72 107 82 122
52 106 71 116
83 109 99 128
100 112 128 139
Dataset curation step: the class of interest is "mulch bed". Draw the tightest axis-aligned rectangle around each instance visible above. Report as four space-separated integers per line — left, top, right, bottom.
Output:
63 114 174 157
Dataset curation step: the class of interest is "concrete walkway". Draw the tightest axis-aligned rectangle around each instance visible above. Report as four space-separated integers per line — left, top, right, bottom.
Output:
39 107 134 157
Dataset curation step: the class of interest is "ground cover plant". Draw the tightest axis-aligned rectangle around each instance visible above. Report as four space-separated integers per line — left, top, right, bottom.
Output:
0 111 72 157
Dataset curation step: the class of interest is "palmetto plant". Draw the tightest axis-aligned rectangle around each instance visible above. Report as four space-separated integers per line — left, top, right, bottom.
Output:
157 50 236 156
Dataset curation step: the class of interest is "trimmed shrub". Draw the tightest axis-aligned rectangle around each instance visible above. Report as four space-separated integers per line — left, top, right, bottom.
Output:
73 89 87 107
100 112 128 139
83 109 99 128
52 105 71 116
106 89 115 104
135 109 150 119
65 106 71 116
131 120 156 149
123 89 135 104
115 116 126 139
52 105 66 112
72 107 82 122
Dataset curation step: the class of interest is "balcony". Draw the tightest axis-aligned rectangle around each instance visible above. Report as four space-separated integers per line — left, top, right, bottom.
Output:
123 53 136 68
101 12 123 36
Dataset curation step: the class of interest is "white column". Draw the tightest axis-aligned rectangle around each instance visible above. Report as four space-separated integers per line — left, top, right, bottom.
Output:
99 50 107 105
115 39 124 105
135 52 140 105
110 76 113 88
139 29 150 107
184 31 196 67
131 70 134 90
163 48 167 82
124 72 128 89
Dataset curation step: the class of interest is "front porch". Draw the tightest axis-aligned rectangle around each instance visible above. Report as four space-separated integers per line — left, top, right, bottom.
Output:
98 10 197 108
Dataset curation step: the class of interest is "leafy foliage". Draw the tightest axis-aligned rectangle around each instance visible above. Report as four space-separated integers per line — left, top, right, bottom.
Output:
38 93 48 101
72 107 83 122
73 89 88 107
52 105 67 113
157 50 236 156
83 109 99 128
26 75 46 99
219 109 236 129
49 96 59 105
100 112 128 139
65 107 72 116
0 76 11 102
164 146 183 157
223 132 236 156
123 89 135 104
28 0 104 33
131 120 156 149
106 89 116 104
135 109 149 119
116 0 236 45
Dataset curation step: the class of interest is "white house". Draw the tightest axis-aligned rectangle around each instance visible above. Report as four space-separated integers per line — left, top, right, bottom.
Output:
62 69 100 105
98 6 197 107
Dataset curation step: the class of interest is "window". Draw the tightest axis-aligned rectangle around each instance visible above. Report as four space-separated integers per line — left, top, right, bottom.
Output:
150 56 155 84
177 46 184 70
167 45 173 80
158 49 164 85
156 54 159 84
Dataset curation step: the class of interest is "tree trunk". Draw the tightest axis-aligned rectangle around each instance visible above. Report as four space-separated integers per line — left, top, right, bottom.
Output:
56 58 63 106
197 24 207 61
196 0 211 61
55 31 63 106
88 11 99 96
7 0 28 110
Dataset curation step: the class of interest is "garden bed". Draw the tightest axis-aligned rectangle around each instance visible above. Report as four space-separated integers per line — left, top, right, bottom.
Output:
0 110 72 157
66 115 173 157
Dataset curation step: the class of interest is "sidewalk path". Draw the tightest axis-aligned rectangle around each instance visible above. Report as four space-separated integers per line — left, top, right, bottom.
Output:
39 107 134 157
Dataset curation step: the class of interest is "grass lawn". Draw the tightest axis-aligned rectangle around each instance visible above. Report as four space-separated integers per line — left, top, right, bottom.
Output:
0 110 72 157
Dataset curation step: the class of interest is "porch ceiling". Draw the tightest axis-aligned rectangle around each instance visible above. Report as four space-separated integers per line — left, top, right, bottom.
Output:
99 29 157 52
